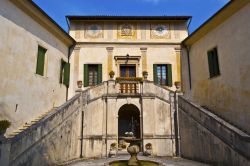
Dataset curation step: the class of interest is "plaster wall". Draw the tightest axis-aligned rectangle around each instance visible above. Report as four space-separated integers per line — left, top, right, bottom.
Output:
81 81 176 158
70 21 188 43
69 44 181 97
0 0 69 134
181 4 250 133
68 20 188 97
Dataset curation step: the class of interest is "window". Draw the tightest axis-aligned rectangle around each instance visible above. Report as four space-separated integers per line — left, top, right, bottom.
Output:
153 64 172 86
84 64 102 87
207 47 220 78
36 46 47 76
120 65 136 77
60 59 70 87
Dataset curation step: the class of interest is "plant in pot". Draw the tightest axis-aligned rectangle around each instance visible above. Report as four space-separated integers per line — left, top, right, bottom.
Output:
77 80 83 88
142 71 148 80
0 120 11 136
109 71 115 79
174 81 181 91
109 142 117 157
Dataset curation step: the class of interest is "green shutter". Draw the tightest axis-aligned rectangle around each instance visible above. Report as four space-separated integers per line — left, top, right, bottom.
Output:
208 51 214 77
213 48 220 75
97 64 102 84
63 63 70 87
153 64 158 84
84 64 89 87
36 46 46 76
60 59 66 83
167 64 172 87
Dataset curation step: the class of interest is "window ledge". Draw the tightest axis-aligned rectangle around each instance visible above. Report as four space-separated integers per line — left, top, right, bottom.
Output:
35 73 48 79
209 74 221 80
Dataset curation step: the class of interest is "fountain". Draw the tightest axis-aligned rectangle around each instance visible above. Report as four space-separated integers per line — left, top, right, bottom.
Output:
107 137 163 166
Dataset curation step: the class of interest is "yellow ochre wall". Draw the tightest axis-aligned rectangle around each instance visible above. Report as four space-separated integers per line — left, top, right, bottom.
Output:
68 20 189 97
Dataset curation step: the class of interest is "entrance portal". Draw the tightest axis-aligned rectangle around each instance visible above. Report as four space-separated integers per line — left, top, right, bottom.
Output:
118 104 140 139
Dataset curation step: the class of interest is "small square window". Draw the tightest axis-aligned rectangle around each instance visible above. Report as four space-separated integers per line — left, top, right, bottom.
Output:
207 47 220 78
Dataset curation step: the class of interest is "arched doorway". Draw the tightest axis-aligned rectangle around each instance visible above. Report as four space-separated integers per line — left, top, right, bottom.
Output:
118 104 141 139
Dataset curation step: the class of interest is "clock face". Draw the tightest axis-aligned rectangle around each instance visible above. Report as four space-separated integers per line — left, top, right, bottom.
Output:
85 24 103 38
153 24 168 36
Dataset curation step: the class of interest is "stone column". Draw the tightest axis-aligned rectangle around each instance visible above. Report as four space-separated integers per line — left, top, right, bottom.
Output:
106 47 114 75
175 46 181 82
140 47 148 73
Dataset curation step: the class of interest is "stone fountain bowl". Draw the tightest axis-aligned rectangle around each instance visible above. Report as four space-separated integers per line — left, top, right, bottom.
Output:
106 160 164 166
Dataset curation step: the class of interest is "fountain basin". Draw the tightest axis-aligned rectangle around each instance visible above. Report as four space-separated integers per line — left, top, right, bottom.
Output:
107 160 163 166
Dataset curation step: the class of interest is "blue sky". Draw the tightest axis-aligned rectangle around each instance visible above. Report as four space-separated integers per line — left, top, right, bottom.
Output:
33 0 229 33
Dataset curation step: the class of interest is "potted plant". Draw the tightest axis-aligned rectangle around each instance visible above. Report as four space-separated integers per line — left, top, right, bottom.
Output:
109 142 117 157
144 143 153 156
0 120 11 136
109 71 115 79
142 71 148 80
174 81 181 91
77 80 83 88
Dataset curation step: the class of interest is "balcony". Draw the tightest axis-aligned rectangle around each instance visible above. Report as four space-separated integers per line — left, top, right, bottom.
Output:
116 77 142 94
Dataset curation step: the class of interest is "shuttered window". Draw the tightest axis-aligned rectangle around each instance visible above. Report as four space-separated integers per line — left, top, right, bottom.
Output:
207 48 220 78
84 64 102 87
153 64 172 86
60 59 70 87
36 46 47 76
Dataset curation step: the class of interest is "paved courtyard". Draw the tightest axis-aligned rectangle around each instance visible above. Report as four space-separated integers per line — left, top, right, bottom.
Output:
67 154 210 166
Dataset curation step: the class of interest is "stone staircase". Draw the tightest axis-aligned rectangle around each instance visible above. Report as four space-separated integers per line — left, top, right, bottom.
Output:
6 108 56 138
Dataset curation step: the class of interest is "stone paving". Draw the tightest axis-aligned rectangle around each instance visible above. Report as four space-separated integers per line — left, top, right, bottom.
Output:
67 155 210 166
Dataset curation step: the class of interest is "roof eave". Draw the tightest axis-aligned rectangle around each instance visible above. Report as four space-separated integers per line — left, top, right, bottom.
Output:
10 0 75 47
182 0 249 46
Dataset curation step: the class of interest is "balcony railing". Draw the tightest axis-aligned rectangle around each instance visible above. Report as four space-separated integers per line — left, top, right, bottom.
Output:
116 77 142 94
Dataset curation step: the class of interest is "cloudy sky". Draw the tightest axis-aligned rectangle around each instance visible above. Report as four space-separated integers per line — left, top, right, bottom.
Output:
33 0 229 33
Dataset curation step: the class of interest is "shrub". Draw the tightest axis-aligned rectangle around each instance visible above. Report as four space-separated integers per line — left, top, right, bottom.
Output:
142 71 148 75
109 71 115 75
116 77 143 82
0 120 11 133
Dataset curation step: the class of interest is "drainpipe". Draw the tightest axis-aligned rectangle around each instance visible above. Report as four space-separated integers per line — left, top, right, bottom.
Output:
106 81 108 158
140 83 144 153
174 90 181 157
183 45 192 90
186 46 192 90
80 91 84 158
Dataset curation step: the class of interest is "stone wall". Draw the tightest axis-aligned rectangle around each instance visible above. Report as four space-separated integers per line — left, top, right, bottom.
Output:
0 93 83 166
81 80 177 158
178 96 250 165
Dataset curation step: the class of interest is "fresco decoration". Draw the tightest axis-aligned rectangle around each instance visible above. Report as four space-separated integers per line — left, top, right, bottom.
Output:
85 23 104 39
117 23 137 39
150 24 171 39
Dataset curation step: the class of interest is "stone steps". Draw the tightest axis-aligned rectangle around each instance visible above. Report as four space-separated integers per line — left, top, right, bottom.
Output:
6 108 55 138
